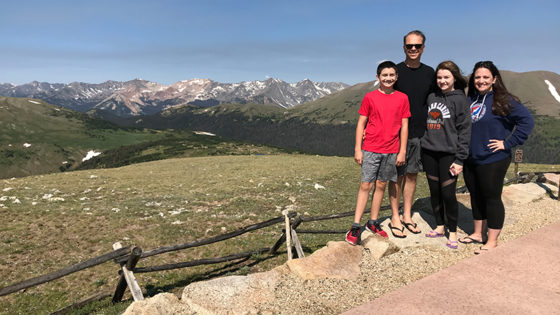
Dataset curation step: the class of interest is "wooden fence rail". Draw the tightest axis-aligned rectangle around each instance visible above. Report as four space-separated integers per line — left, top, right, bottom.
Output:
128 214 292 262
0 247 131 297
133 247 271 273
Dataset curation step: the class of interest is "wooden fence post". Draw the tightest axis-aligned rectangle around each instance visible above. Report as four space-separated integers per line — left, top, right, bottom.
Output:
514 149 523 183
112 243 144 303
290 228 305 258
282 210 293 260
270 215 302 254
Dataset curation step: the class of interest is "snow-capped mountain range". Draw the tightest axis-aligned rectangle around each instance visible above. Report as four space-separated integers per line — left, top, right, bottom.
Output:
0 78 349 116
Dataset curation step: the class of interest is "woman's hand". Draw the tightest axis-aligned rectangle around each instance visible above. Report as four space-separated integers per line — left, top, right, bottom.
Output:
488 139 505 152
449 163 463 176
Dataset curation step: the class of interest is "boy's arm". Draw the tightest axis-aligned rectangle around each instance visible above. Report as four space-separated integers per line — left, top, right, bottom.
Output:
396 117 408 166
355 115 368 165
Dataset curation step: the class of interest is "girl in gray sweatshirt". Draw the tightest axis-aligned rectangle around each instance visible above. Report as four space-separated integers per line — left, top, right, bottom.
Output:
421 60 471 249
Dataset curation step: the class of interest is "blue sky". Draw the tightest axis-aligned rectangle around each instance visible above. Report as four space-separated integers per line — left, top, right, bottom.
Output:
1 0 559 85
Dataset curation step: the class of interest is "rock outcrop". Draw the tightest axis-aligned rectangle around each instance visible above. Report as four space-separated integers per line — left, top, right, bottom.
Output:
543 173 559 187
122 293 192 315
361 231 400 260
286 241 362 280
180 266 286 314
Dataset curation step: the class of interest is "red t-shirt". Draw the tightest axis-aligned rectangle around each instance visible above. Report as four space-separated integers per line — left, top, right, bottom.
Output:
359 89 411 153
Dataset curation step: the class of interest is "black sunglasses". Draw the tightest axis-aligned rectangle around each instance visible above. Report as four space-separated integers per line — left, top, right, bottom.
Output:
405 44 423 49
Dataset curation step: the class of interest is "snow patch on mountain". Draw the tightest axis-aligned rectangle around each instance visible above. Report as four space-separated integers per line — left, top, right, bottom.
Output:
82 150 101 161
544 80 560 103
194 131 216 136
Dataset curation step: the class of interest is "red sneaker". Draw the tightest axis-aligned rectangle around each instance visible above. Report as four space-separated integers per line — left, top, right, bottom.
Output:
365 221 388 238
345 226 360 245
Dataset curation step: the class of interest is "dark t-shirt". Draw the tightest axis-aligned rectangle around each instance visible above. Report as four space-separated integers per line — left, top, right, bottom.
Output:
394 62 435 139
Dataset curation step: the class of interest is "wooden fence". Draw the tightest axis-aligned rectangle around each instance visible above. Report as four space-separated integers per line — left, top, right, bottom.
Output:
0 171 557 313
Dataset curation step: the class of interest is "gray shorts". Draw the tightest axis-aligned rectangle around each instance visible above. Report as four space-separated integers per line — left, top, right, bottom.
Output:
403 137 423 174
361 151 398 183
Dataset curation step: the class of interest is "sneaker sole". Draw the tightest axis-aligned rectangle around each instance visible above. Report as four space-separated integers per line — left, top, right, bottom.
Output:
345 239 357 246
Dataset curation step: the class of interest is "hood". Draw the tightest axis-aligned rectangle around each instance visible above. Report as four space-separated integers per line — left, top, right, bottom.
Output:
430 89 467 105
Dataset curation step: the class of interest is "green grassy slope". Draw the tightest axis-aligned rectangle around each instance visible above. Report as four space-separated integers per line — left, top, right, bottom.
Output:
0 97 172 178
0 154 554 314
76 132 296 170
118 102 357 156
0 154 362 314
0 97 292 178
287 81 378 124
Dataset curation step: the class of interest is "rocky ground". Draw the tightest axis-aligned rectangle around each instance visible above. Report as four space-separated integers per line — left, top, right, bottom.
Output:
258 184 559 314
124 181 559 314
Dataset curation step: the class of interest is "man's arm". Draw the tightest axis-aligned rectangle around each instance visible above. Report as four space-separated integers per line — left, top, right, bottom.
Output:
396 118 408 166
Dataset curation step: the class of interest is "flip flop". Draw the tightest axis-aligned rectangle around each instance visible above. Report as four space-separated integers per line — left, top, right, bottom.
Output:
458 236 483 244
425 230 445 238
388 222 407 238
402 221 421 234
446 240 458 249
474 246 490 255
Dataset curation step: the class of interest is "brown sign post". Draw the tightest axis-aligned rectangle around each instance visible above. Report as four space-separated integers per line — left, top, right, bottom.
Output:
514 149 523 182
514 149 523 163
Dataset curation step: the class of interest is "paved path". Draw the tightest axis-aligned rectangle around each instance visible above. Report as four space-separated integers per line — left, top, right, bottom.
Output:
343 220 560 315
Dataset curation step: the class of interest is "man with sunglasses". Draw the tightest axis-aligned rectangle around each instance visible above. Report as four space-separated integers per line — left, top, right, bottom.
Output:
393 30 435 235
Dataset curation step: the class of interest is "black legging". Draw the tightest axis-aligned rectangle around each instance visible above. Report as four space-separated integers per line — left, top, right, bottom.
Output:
421 149 458 232
463 156 511 230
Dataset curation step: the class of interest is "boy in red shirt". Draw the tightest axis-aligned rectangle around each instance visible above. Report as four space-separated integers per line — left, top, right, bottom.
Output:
346 61 410 245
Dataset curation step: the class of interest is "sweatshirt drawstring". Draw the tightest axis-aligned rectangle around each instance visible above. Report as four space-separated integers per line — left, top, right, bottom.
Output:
471 93 487 108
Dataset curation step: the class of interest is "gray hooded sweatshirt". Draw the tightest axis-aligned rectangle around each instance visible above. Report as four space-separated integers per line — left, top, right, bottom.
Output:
420 89 471 165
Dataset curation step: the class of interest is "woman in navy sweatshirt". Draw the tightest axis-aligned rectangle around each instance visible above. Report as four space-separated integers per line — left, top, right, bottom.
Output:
421 61 471 249
460 61 534 254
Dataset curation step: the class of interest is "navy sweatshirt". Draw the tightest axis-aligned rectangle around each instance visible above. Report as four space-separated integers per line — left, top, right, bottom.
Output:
421 90 471 165
467 91 534 165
